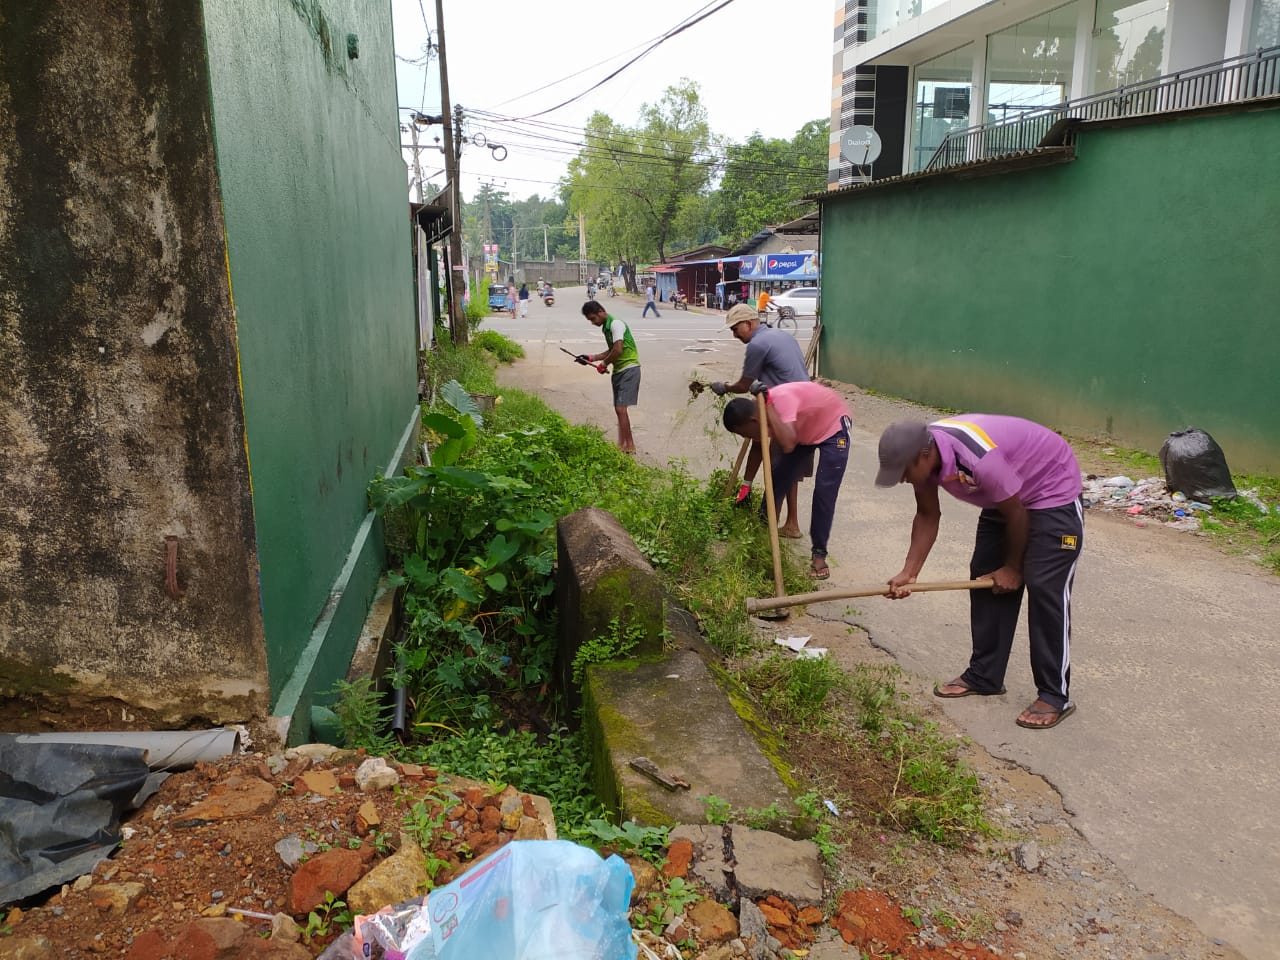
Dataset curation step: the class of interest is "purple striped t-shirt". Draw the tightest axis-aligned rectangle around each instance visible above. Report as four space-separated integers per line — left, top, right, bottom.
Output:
927 415 1081 510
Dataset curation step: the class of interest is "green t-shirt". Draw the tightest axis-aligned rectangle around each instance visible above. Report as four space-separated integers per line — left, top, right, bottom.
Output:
603 314 639 372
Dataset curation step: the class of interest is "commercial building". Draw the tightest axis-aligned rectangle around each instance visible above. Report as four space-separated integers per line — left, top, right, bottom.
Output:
830 0 1280 181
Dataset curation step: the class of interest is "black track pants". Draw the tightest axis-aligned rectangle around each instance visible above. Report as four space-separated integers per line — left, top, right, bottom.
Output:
959 499 1084 709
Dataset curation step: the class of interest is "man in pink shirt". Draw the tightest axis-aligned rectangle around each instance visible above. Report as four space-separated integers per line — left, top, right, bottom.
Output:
874 416 1084 729
722 381 852 580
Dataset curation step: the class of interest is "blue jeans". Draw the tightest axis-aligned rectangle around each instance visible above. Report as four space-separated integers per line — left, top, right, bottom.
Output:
765 416 851 558
642 301 660 317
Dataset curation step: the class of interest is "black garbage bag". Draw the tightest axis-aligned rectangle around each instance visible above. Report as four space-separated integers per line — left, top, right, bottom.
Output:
1158 428 1237 501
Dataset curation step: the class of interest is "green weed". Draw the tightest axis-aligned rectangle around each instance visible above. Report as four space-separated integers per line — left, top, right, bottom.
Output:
572 613 644 684
740 654 849 728
471 329 524 363
582 819 670 865
700 795 733 825
328 676 395 754
641 876 701 933
303 892 350 942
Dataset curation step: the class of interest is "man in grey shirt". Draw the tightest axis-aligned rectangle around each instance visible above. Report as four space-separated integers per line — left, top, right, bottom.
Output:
711 303 810 537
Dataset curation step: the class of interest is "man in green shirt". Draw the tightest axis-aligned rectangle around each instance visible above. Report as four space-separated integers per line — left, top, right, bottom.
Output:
581 300 640 453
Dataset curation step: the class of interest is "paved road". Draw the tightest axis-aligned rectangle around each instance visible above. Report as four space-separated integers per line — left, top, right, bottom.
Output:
484 288 1280 960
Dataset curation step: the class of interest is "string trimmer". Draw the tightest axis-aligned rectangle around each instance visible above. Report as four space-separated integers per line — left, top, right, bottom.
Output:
559 347 606 374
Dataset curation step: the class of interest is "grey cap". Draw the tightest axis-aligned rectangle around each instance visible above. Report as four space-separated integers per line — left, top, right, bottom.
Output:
875 420 930 486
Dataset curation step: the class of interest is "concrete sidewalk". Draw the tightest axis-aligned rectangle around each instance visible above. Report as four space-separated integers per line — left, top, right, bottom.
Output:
484 295 1280 960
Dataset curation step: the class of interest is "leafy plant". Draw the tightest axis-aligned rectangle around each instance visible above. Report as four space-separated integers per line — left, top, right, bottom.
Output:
303 892 349 941
572 613 645 683
700 795 732 825
328 676 395 754
641 876 701 933
582 819 670 865
901 905 925 928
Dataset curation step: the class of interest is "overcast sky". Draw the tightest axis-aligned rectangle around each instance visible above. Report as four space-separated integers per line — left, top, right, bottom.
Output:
391 0 833 202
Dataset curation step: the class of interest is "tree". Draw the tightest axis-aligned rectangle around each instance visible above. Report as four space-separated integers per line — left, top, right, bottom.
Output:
567 80 717 267
715 119 827 246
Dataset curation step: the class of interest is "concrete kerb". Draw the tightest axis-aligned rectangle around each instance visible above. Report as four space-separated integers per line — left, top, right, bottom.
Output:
560 507 801 831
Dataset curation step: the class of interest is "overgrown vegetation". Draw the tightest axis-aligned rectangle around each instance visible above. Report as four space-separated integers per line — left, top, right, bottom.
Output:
342 332 994 869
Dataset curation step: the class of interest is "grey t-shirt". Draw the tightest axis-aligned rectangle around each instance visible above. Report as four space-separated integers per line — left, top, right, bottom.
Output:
742 325 810 387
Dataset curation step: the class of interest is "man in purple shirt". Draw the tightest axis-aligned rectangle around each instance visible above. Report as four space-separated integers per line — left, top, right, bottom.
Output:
874 416 1084 729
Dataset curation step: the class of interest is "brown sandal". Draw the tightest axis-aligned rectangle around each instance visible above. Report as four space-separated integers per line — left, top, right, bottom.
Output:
1016 700 1076 729
933 678 1006 698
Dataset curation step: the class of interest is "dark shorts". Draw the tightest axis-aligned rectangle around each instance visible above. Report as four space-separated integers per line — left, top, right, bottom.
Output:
612 365 640 407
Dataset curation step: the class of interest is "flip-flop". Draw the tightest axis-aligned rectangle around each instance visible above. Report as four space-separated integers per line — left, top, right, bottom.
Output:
1016 701 1076 729
779 528 804 539
933 679 1007 698
810 559 830 580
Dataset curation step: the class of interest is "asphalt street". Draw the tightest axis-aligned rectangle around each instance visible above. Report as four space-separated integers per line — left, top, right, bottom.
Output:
482 287 1280 960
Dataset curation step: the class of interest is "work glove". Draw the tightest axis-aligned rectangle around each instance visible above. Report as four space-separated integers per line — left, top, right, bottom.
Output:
733 482 752 506
710 381 728 396
596 363 608 374
574 354 591 365
748 380 768 397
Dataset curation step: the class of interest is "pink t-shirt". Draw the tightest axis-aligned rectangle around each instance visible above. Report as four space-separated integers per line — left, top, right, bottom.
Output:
928 415 1081 509
767 382 851 445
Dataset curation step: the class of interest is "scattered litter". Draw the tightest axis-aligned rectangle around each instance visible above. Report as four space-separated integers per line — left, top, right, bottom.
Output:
823 799 840 817
774 635 812 652
665 674 680 680
773 635 828 659
1080 474 1209 531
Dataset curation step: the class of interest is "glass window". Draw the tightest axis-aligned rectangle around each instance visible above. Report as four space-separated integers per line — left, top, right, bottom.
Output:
1092 0 1168 93
986 3 1079 124
910 45 975 171
1253 0 1280 49
868 0 950 39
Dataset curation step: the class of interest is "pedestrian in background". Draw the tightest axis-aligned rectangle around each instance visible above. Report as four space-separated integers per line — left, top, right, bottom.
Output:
518 282 529 318
642 282 660 318
875 415 1084 729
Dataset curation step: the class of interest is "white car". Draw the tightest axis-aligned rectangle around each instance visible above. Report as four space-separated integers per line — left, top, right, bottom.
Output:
769 286 819 321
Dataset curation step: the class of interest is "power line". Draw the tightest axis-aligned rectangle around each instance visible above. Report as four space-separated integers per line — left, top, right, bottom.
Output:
504 0 740 120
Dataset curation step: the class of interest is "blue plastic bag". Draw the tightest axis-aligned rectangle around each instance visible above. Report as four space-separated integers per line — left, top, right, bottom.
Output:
407 840 636 960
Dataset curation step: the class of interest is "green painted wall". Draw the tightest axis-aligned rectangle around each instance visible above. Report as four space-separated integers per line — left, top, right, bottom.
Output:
201 0 418 712
820 104 1280 471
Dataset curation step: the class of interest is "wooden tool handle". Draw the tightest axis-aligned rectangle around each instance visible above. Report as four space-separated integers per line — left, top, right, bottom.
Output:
746 578 995 614
756 393 786 603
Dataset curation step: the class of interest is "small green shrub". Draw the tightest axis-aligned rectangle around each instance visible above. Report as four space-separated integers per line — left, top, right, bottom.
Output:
740 654 849 728
472 329 524 363
572 614 644 684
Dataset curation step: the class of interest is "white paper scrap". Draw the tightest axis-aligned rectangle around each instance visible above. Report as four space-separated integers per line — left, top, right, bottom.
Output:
773 635 813 652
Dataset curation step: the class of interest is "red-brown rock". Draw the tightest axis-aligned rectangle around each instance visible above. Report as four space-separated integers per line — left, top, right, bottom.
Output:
463 787 484 807
479 806 503 831
184 777 277 820
758 901 792 929
287 848 369 915
662 838 693 879
125 931 170 960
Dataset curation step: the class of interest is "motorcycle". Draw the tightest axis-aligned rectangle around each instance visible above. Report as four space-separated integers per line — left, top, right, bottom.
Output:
607 284 617 298
670 290 689 310
543 290 555 307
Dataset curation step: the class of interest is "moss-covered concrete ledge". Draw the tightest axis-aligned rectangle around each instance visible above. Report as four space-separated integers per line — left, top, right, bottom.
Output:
557 508 794 825
555 507 666 712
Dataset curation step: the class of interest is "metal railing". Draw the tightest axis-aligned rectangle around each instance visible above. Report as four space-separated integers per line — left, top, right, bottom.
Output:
925 44 1280 171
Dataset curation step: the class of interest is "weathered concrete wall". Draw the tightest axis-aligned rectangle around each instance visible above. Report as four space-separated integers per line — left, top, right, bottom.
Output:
0 1 268 721
199 0 420 739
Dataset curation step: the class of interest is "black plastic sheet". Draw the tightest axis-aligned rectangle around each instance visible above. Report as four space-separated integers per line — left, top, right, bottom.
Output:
0 738 163 906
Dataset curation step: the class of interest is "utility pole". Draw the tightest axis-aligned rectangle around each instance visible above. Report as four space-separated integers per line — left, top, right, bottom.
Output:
542 225 549 261
436 0 466 344
577 212 587 282
409 121 425 204
511 224 518 281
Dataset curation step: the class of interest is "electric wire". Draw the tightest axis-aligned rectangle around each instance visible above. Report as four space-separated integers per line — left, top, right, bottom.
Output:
502 0 740 120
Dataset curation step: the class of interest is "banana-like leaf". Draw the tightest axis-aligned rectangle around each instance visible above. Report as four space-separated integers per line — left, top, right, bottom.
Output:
440 379 484 428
